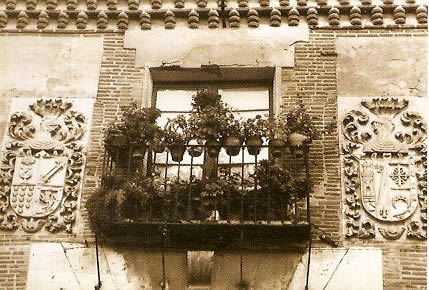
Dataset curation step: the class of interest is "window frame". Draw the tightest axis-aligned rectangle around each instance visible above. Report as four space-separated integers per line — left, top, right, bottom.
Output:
152 80 274 119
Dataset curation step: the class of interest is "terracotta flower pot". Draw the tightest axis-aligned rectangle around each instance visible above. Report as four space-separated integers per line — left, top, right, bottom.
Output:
245 136 263 156
223 136 242 156
205 140 221 158
187 139 203 157
268 138 287 158
168 143 186 162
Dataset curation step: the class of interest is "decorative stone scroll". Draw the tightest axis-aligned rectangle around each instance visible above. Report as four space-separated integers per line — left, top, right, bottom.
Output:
0 99 89 233
341 98 427 240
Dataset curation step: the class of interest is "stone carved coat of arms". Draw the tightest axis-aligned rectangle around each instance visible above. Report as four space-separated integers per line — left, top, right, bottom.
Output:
0 99 87 233
341 98 426 240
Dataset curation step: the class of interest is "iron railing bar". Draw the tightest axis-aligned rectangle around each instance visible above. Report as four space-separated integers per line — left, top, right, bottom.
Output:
188 156 194 221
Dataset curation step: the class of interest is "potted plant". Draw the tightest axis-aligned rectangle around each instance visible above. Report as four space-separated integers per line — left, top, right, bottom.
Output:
250 160 294 221
104 102 162 161
187 90 231 158
163 115 189 162
221 113 244 156
242 115 269 155
266 118 288 158
283 100 319 148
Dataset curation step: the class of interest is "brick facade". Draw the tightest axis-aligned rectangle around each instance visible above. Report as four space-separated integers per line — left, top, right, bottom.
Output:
0 2 427 288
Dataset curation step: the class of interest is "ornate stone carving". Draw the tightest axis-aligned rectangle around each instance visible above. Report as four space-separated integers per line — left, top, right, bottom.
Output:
361 0 371 5
164 10 176 29
37 11 49 30
197 0 207 8
259 0 269 6
187 251 214 288
0 99 88 234
57 12 69 29
297 0 307 6
328 7 340 26
117 11 129 30
208 9 220 29
26 0 37 10
288 7 299 26
97 11 108 29
152 0 162 9
128 0 139 10
175 0 185 8
140 11 151 30
270 9 281 27
279 0 289 6
0 11 8 29
17 11 29 29
229 9 240 28
371 6 383 25
341 98 426 240
188 9 199 29
46 0 57 10
66 0 78 10
350 6 362 26
238 0 248 8
317 0 327 5
87 0 97 10
77 11 88 29
307 8 318 26
6 0 17 10
247 9 259 28
107 0 118 10
393 6 406 25
416 6 428 24
378 227 405 240
339 0 349 5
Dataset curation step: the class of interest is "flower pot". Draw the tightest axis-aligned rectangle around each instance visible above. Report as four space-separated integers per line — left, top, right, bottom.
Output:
187 139 203 157
168 143 186 162
287 132 308 147
205 140 221 158
245 136 263 155
268 138 286 158
223 136 243 156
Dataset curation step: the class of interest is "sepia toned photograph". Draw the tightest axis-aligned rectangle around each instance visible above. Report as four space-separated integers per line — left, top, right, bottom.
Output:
0 0 427 289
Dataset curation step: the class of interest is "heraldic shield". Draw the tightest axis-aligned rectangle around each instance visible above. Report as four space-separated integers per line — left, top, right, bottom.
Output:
11 155 67 218
359 153 418 222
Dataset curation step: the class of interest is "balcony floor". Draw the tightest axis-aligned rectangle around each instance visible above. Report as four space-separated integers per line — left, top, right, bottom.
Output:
103 221 311 251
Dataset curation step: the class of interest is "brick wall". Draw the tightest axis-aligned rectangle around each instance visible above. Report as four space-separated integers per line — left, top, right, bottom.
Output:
0 25 426 289
289 27 427 289
78 33 146 240
0 244 29 290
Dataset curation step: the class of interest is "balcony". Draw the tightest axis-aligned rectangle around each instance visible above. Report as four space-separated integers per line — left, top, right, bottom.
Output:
93 142 311 251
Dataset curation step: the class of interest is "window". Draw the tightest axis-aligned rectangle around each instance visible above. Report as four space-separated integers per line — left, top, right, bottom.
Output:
152 80 273 181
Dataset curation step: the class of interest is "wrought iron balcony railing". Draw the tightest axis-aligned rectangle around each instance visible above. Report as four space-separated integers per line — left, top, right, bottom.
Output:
99 142 311 250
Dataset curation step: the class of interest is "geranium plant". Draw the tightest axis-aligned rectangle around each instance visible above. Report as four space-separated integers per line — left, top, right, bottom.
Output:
104 102 161 148
283 100 319 146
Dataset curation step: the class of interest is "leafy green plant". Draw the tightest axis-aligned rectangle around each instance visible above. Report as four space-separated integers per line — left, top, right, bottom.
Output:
162 115 189 146
282 100 319 143
120 176 163 221
187 90 233 142
86 186 120 235
242 115 269 138
104 102 161 147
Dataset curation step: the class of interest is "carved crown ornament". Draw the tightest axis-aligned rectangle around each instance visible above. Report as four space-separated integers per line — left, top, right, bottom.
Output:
341 98 427 241
0 3 426 31
0 99 87 233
